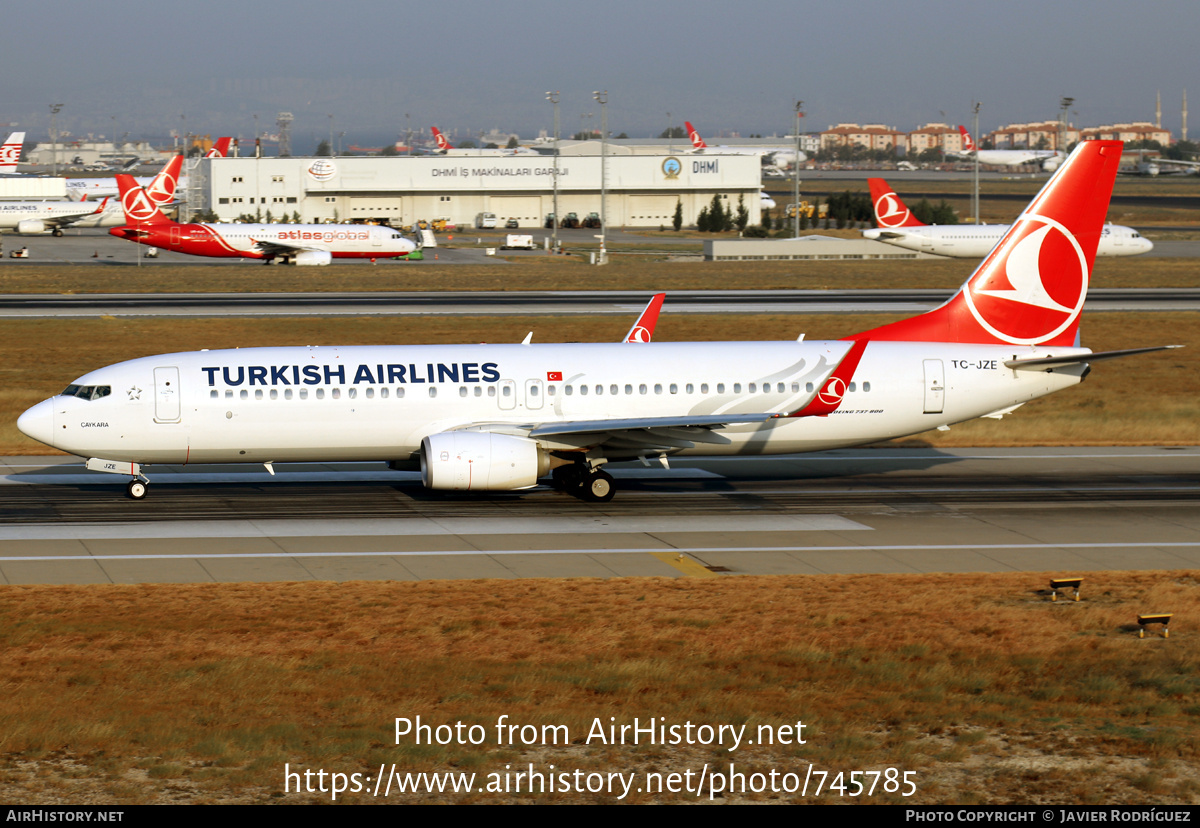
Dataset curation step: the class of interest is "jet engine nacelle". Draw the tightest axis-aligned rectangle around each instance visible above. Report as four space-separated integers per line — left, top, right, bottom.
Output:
16 220 47 235
294 250 332 266
420 431 547 491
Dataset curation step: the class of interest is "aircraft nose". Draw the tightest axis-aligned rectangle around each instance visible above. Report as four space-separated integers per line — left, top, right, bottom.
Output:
1142 238 1154 252
17 398 56 447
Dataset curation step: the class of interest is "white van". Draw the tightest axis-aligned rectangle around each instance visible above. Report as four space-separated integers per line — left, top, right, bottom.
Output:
475 212 497 229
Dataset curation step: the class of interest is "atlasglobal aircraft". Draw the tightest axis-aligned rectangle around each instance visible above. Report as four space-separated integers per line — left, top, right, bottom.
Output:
18 141 1177 502
861 177 1152 258
109 175 416 265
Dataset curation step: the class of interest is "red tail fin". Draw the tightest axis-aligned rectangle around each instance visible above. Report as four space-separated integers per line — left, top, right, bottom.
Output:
854 140 1123 347
685 121 707 150
432 127 451 151
958 125 977 153
204 137 232 158
116 174 172 225
868 178 925 228
143 154 184 207
0 131 23 173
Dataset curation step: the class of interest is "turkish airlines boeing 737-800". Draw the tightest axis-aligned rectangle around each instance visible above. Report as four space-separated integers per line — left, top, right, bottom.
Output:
862 177 1152 258
17 141 1176 502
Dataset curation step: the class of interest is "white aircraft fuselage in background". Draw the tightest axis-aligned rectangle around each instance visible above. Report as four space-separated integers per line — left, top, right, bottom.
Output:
863 223 1152 258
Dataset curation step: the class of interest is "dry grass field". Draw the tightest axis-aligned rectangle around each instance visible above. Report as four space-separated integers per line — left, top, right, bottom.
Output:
3 311 1197 455
0 572 1196 804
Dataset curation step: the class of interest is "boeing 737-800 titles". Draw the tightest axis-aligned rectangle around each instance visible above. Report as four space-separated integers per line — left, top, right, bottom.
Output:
0 154 183 235
861 178 1152 258
18 141 1176 502
109 175 416 264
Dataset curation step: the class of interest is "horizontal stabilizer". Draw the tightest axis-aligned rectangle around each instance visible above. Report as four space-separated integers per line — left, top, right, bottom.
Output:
1004 345 1182 370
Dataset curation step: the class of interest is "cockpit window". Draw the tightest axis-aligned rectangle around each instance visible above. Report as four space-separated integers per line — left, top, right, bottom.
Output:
61 384 111 401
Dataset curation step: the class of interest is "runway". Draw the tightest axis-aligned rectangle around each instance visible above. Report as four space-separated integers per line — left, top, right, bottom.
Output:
3 447 1198 585
2 288 1198 318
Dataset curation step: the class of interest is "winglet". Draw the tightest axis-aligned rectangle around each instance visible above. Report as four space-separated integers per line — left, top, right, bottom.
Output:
624 293 666 342
853 140 1123 347
868 178 926 228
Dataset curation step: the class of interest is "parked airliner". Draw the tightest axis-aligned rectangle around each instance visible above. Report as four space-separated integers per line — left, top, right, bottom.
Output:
686 121 805 168
18 141 1176 502
0 154 183 235
954 126 1063 170
109 175 416 264
431 127 538 156
861 178 1152 258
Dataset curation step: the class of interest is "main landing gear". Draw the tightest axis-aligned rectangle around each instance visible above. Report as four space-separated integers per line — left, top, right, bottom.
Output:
551 463 616 503
126 479 147 500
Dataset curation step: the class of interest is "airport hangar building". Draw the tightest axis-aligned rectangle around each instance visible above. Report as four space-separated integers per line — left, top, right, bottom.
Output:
191 153 764 229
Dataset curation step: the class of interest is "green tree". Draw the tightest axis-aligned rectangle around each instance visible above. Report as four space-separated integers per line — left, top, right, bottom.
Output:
734 194 749 232
659 126 686 139
379 145 399 156
672 199 682 232
696 206 710 232
506 136 519 149
458 140 477 149
760 206 772 230
911 198 958 225
315 139 332 157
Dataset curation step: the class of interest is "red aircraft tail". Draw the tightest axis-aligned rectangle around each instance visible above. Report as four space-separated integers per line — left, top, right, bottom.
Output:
623 293 665 342
143 154 184 207
868 178 926 228
115 174 173 225
958 125 978 153
431 127 452 152
854 140 1123 347
204 137 233 158
684 121 707 150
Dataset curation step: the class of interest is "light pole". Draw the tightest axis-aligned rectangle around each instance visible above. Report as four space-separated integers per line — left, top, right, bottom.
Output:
972 101 981 224
329 114 334 156
667 111 672 154
49 103 63 176
593 90 608 264
794 100 804 238
546 91 560 253
1059 96 1074 155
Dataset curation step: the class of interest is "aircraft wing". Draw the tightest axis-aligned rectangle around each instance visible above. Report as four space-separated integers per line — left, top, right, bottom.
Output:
248 238 321 257
41 199 111 229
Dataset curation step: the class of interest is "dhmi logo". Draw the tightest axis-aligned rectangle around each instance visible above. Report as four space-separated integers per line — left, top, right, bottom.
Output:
693 159 719 174
661 157 681 179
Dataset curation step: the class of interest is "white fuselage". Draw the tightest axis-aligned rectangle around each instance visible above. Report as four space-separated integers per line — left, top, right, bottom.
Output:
66 174 189 200
19 341 1086 468
863 223 1152 258
0 200 122 232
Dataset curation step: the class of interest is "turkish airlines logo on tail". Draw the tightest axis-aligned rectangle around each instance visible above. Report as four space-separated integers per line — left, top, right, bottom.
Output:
433 128 451 151
963 215 1088 345
873 192 911 228
626 326 651 343
121 187 161 222
685 122 707 149
959 126 977 153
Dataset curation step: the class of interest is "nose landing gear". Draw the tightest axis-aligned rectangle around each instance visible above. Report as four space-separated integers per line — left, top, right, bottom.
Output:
126 479 147 500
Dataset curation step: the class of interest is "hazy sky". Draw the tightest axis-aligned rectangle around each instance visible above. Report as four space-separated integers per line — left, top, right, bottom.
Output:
4 0 1197 150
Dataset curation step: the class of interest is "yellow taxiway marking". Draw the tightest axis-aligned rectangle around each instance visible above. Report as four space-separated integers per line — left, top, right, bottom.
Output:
651 551 720 578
